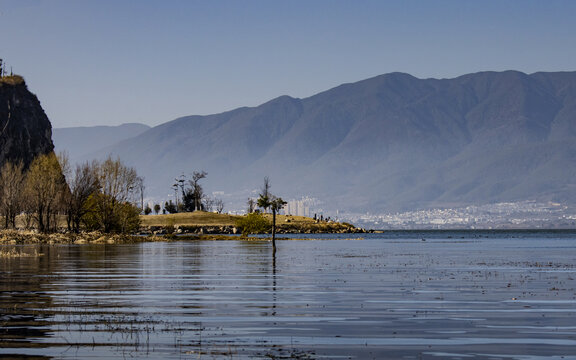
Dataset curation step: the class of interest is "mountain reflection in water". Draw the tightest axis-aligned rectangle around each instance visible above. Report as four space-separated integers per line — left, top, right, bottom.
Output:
1 231 575 359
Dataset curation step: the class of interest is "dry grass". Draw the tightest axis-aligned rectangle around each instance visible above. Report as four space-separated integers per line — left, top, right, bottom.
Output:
140 211 319 227
140 211 358 234
0 75 25 86
141 211 242 227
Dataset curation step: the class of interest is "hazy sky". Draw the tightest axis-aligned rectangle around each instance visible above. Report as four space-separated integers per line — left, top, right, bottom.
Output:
1 0 575 128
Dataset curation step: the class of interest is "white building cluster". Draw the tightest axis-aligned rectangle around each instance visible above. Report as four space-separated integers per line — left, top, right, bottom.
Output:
284 197 319 217
341 201 576 229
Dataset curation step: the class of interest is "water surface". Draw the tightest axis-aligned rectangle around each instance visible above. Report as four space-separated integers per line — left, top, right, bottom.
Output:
1 231 575 359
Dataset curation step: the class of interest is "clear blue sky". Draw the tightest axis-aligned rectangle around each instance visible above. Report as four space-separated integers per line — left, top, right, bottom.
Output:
1 0 575 128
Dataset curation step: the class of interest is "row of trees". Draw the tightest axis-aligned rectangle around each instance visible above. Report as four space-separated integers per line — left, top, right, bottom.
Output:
0 153 143 233
163 171 224 214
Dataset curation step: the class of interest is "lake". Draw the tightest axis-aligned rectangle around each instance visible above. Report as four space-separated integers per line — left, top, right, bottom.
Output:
1 231 575 359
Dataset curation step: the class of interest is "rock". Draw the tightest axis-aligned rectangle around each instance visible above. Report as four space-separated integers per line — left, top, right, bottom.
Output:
0 77 55 169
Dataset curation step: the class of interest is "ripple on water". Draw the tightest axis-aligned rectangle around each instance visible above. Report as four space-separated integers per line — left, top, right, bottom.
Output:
1 233 575 359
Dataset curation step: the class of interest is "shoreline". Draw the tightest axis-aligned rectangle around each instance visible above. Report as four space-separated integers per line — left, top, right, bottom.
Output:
0 228 365 245
0 230 259 245
1 228 574 245
0 212 365 244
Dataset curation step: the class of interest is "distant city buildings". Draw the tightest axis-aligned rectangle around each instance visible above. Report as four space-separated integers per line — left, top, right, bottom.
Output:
339 201 576 230
284 197 320 217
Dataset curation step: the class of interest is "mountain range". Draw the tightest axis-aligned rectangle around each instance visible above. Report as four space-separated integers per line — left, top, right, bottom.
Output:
53 123 150 161
52 71 576 214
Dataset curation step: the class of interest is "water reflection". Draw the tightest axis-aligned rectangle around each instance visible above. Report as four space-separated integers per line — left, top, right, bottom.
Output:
271 245 277 317
0 245 55 359
1 233 576 359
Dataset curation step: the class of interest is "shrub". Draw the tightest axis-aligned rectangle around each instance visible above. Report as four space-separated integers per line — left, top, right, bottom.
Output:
82 193 141 233
235 213 270 237
165 217 176 235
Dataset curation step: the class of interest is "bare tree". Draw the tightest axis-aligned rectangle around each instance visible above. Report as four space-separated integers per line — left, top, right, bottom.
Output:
203 195 214 212
0 161 25 228
63 160 99 232
86 156 141 233
260 176 271 213
136 176 145 211
173 174 185 210
215 198 225 214
247 198 256 213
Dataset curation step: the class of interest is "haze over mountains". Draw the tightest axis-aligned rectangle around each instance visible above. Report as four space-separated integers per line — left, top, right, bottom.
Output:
53 71 576 214
53 123 150 161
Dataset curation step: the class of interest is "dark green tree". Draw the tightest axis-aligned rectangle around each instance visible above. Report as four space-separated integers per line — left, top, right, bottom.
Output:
164 200 177 214
82 193 141 233
182 171 207 212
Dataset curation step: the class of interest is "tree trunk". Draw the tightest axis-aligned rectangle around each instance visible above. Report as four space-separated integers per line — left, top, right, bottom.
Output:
272 209 277 250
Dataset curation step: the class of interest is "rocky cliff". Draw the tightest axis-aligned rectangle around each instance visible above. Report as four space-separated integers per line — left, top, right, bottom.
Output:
0 76 55 169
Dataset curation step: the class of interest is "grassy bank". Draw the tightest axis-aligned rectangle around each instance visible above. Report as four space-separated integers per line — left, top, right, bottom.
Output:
0 212 361 244
141 211 242 227
140 211 361 234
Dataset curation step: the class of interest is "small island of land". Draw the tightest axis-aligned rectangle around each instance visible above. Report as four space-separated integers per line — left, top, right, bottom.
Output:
0 211 363 245
140 211 362 236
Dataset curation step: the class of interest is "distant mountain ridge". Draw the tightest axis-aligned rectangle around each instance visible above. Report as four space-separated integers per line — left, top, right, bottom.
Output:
53 123 150 162
67 71 576 213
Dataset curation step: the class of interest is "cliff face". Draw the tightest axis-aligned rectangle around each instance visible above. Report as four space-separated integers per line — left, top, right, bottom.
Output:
0 76 54 169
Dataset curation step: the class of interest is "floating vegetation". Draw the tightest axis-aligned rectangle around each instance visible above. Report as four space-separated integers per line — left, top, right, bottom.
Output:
0 247 43 258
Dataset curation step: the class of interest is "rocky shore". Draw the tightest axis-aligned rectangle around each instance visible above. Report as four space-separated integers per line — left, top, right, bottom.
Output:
140 221 366 236
0 221 367 245
0 230 145 244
